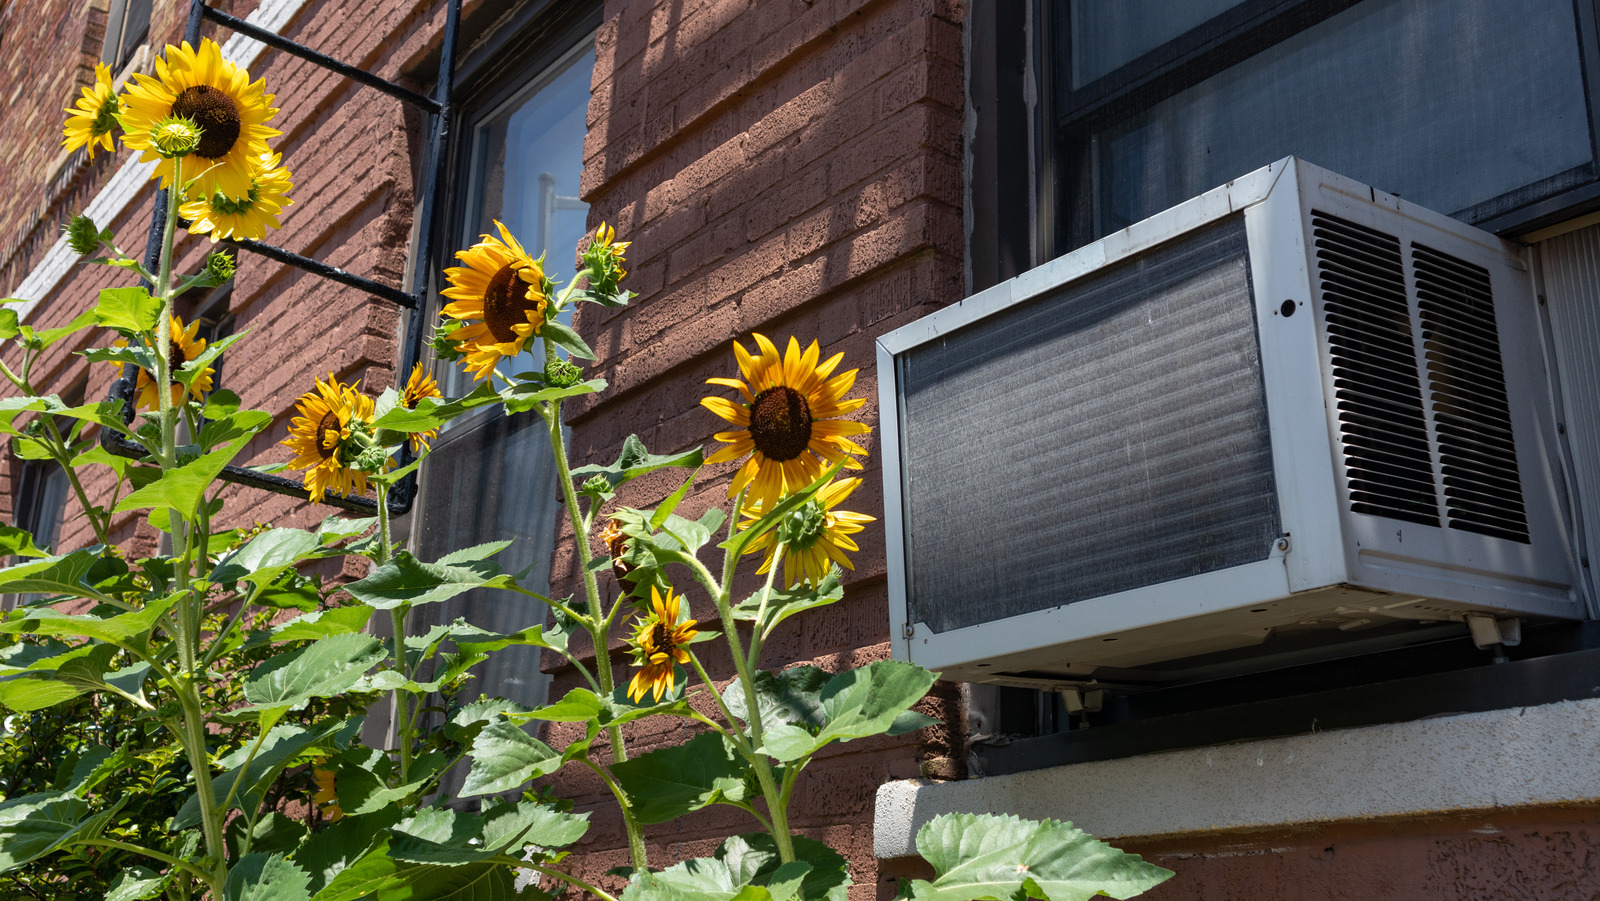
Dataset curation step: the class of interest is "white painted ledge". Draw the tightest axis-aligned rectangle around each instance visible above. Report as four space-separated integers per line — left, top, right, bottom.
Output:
874 697 1600 857
7 0 311 318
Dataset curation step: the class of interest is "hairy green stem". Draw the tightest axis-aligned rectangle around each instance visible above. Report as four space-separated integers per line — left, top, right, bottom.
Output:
375 480 416 784
506 858 620 901
40 416 110 545
80 838 214 884
538 341 647 872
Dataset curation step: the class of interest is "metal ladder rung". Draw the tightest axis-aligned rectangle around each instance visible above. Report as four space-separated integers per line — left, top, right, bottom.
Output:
199 4 441 113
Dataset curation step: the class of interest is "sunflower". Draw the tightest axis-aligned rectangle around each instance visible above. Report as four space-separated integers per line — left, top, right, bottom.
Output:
440 221 549 381
399 362 442 451
740 477 875 588
701 334 870 509
180 151 293 242
311 765 343 822
119 38 280 200
282 374 376 503
626 586 699 703
62 62 120 160
123 315 214 412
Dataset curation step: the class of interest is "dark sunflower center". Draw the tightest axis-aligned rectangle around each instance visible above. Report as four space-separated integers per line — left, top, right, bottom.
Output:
169 84 241 160
484 264 535 343
313 411 342 461
649 622 673 652
748 386 812 461
164 342 187 383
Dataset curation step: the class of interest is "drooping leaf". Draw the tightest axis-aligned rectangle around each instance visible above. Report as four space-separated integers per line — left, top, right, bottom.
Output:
342 549 513 610
732 569 844 631
0 548 128 606
903 813 1173 901
721 833 851 901
569 434 703 493
609 731 749 824
725 666 830 733
0 592 180 654
24 308 98 350
241 634 386 715
478 798 589 852
457 720 564 797
261 606 374 645
759 661 938 763
0 526 49 558
213 528 330 587
536 320 595 361
497 377 607 414
388 807 491 866
368 381 501 433
198 407 273 451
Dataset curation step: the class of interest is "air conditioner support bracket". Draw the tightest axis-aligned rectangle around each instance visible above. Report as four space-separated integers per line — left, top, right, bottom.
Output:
1466 613 1523 650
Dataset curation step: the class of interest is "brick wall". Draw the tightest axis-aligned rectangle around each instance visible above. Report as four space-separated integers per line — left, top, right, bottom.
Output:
0 0 970 896
549 0 969 896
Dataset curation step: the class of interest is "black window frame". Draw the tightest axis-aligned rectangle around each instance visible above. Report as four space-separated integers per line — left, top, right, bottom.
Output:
971 0 1600 291
964 0 1600 771
101 0 152 73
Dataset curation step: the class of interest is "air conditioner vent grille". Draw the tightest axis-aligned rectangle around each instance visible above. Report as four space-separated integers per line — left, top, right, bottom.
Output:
1311 212 1439 526
1413 243 1530 543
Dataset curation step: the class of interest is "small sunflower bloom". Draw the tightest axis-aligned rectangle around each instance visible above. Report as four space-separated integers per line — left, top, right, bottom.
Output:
741 477 875 588
62 62 120 160
119 38 280 199
626 586 699 703
701 334 871 509
149 116 202 157
114 315 214 412
583 221 630 297
180 151 293 242
399 362 442 451
440 221 550 381
311 766 343 822
282 374 377 503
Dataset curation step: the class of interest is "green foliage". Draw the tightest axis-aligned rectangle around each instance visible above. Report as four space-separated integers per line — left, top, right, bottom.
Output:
0 196 1169 901
898 814 1173 901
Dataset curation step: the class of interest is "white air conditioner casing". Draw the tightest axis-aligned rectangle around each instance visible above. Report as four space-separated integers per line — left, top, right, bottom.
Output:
878 158 1586 688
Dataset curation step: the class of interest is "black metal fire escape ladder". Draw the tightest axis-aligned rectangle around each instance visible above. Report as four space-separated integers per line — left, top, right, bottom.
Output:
99 0 462 515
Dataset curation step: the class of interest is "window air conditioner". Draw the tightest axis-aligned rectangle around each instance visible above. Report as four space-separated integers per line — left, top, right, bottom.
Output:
878 158 1586 688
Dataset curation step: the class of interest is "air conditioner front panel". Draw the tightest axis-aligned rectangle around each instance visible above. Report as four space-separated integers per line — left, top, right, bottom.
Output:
897 215 1281 635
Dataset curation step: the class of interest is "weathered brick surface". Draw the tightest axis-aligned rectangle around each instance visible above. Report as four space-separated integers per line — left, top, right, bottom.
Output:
0 0 968 895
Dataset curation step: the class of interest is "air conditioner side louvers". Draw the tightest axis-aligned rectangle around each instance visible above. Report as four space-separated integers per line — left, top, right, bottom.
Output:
1313 211 1439 526
1313 212 1531 544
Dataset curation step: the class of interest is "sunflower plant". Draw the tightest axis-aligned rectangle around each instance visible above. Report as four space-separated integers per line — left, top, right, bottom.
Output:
0 35 1174 901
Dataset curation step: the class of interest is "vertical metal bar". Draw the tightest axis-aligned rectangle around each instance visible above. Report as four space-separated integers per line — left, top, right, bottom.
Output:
388 0 463 517
185 0 204 43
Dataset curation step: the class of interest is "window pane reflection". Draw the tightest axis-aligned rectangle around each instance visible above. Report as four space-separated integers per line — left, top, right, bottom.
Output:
1095 0 1592 236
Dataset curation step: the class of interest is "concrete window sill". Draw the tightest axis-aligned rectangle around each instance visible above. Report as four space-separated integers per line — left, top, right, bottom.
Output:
874 697 1600 858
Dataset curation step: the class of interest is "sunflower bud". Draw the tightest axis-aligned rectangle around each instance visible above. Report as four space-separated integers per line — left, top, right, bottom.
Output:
582 222 630 299
776 499 827 549
203 251 236 284
150 115 202 157
431 319 464 362
581 474 612 497
545 358 582 388
65 214 102 256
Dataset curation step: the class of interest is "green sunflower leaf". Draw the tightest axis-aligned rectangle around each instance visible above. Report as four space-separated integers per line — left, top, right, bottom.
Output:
342 548 513 610
0 307 18 342
903 813 1173 901
458 720 564 797
112 441 251 517
0 793 90 873
106 866 167 901
732 568 844 631
570 434 703 493
224 851 312 901
174 718 358 828
497 377 606 414
176 330 247 389
240 633 386 715
211 527 331 587
608 732 749 824
23 308 98 350
756 660 938 763
368 381 500 433
538 319 595 360
0 526 50 559
92 286 162 334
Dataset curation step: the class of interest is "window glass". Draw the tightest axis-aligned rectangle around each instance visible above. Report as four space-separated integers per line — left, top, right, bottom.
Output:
100 0 151 71
417 36 595 712
444 42 594 398
1070 0 1250 88
1090 0 1591 236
